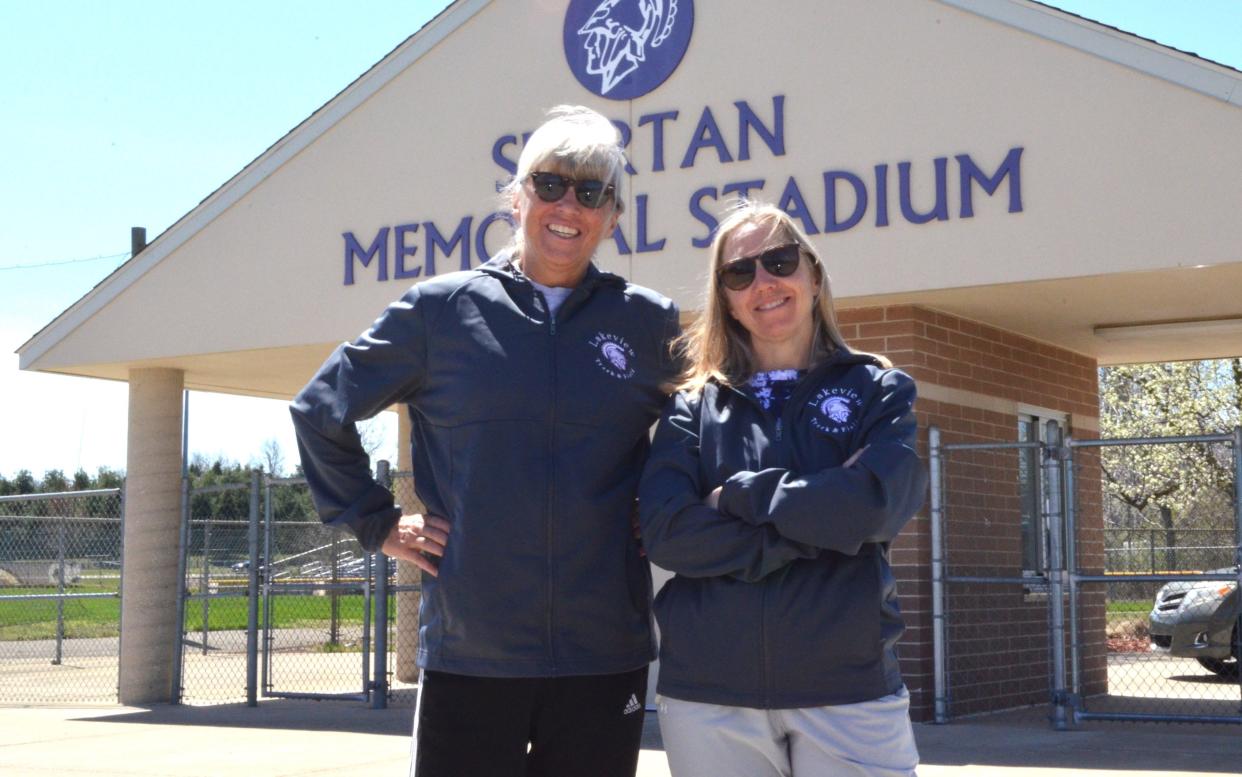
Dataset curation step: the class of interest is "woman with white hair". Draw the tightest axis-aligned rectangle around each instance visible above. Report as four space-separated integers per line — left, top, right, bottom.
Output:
638 201 926 776
292 105 680 776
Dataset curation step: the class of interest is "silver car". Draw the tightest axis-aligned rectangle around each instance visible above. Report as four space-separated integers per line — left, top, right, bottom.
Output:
1148 568 1239 677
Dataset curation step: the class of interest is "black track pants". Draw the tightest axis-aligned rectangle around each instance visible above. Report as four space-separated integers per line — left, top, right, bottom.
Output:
410 667 649 777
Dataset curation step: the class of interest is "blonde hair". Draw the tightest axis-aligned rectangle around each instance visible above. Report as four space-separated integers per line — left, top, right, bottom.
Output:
674 200 887 394
499 105 626 254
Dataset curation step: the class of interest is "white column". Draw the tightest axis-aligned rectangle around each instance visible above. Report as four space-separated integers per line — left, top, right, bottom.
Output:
394 408 421 683
118 367 184 704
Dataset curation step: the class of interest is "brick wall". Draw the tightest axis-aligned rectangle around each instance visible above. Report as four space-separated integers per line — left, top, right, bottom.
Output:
837 304 1105 720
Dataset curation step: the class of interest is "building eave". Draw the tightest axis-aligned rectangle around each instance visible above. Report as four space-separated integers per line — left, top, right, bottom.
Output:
18 0 491 371
939 0 1242 107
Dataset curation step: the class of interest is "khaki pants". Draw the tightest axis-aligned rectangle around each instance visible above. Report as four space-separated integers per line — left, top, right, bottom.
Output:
657 688 918 777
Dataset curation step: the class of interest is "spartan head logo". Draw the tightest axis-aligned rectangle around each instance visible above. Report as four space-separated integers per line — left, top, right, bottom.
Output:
808 387 861 435
578 0 679 95
601 341 629 372
564 0 694 100
590 331 637 379
820 396 853 425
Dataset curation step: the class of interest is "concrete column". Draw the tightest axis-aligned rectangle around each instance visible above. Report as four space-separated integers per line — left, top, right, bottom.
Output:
119 367 184 704
394 408 421 683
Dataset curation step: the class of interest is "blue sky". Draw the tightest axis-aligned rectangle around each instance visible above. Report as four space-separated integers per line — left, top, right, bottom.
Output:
2 1 1240 479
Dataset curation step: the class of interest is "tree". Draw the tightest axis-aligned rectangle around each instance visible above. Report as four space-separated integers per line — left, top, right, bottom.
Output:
94 466 124 489
260 438 285 478
1099 359 1240 570
357 417 390 461
13 470 35 495
41 469 69 493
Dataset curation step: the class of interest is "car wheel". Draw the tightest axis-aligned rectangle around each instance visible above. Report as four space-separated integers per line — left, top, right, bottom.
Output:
1196 625 1240 678
1196 657 1239 678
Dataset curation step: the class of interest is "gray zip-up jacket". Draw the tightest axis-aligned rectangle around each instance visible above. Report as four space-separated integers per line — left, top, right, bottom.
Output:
638 353 926 707
291 253 680 677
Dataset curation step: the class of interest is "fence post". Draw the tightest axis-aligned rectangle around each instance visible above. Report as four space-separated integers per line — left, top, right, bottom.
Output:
261 476 275 698
372 460 391 710
170 476 191 705
1149 529 1156 576
1233 427 1242 708
929 427 948 724
1044 421 1072 730
116 482 127 702
53 511 66 666
200 514 211 655
246 470 261 707
1063 437 1082 710
330 533 341 646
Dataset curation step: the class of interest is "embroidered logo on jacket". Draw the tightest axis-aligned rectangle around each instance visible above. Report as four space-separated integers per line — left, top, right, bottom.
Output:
808 387 861 434
590 332 637 379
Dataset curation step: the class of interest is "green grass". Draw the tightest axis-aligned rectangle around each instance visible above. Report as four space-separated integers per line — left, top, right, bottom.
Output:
0 585 390 641
0 583 122 640
1106 599 1151 615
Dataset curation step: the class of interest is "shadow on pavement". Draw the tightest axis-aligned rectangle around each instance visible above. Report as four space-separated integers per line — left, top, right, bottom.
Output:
76 698 414 736
76 699 1242 774
77 698 670 751
916 707 1242 774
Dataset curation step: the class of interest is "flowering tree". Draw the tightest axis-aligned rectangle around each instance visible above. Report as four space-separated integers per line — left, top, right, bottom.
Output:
1099 359 1241 570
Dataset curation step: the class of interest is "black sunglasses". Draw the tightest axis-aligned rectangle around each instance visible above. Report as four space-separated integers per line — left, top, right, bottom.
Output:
717 243 804 291
528 172 615 209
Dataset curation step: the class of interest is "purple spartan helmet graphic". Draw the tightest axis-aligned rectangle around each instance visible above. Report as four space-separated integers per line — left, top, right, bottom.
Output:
601 341 629 372
578 0 679 95
821 397 852 424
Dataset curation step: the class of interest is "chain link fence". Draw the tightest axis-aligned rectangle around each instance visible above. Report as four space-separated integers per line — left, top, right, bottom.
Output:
4 472 416 709
261 476 372 702
177 479 256 705
1069 433 1242 724
174 474 379 705
929 433 1063 721
384 470 423 707
932 427 1242 726
0 489 123 704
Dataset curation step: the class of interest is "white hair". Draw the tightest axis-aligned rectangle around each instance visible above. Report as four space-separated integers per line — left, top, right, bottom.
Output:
499 105 627 253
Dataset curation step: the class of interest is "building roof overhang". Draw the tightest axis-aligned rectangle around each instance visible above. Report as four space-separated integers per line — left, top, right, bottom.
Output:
19 0 1242 392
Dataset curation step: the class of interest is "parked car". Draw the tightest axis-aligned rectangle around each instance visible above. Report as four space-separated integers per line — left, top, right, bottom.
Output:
1149 567 1239 677
231 556 266 573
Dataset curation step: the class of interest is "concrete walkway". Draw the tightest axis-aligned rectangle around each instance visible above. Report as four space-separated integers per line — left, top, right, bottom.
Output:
0 701 1239 776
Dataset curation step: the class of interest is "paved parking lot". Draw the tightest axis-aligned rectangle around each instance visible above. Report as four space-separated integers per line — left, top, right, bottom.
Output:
3 645 1240 775
2 699 1241 777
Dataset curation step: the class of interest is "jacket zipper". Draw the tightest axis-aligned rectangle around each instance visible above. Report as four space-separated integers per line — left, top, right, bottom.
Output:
765 379 809 703
538 288 559 672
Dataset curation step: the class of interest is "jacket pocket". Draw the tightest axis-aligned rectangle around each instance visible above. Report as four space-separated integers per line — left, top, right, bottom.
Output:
654 577 766 699
770 554 883 684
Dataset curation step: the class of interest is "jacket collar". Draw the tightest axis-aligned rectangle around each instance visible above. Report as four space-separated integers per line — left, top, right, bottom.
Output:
717 348 885 409
478 249 626 291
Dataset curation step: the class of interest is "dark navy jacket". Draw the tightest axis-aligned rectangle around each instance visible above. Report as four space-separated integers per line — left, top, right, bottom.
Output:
638 352 926 707
291 252 680 677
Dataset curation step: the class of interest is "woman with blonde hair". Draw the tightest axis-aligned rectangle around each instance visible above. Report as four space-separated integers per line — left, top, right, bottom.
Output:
293 105 680 777
639 201 926 776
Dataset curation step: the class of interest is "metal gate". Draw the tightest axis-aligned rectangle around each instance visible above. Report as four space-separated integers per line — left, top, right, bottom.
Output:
931 425 1242 726
176 473 380 705
261 474 374 702
175 477 256 704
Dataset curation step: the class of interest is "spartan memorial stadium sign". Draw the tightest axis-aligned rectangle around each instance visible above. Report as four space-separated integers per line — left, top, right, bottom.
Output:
564 0 695 100
339 4 1027 286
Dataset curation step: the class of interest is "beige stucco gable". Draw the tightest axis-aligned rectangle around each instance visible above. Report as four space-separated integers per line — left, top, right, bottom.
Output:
20 0 1242 396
